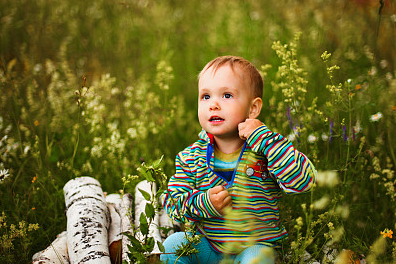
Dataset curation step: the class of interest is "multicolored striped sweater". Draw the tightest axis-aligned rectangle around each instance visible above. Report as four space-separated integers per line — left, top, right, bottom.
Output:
161 125 317 253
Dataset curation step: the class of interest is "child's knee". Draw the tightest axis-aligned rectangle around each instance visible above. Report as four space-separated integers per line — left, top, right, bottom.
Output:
235 245 276 264
162 232 189 252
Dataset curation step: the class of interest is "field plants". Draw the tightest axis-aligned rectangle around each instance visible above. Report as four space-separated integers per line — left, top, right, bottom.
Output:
1 0 395 263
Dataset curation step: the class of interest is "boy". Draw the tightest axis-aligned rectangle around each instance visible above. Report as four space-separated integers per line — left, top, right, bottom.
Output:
161 56 316 264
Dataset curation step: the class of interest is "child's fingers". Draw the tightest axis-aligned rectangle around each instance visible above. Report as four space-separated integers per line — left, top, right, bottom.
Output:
210 185 225 195
223 195 232 207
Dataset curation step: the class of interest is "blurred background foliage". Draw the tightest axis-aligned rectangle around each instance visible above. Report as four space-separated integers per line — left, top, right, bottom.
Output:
0 0 395 262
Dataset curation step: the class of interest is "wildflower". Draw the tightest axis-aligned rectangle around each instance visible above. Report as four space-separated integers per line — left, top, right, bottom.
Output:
287 133 296 142
34 120 39 126
368 66 377 76
369 112 383 122
308 134 317 143
0 169 10 182
392 106 396 111
33 63 42 73
353 120 362 133
317 170 339 187
32 175 37 183
313 196 330 209
380 229 393 239
329 119 333 143
32 207 36 210
23 145 30 155
379 60 388 69
321 133 329 141
343 125 348 142
355 84 362 90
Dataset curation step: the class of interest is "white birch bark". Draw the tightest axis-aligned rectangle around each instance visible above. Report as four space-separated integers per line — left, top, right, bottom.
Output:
106 202 122 263
134 180 162 254
63 177 111 263
107 203 122 245
158 208 178 240
32 231 69 264
105 193 133 263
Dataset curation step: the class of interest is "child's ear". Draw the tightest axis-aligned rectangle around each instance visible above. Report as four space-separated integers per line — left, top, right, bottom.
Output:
249 97 263 119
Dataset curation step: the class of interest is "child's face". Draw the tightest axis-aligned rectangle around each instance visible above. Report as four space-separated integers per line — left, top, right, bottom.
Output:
198 65 255 140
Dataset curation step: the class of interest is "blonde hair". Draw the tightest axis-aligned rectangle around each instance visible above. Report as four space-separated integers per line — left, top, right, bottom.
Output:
199 55 263 98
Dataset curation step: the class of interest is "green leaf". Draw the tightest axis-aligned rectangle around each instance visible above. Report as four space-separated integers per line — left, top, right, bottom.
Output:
153 155 164 169
138 188 151 201
155 188 166 199
144 237 155 252
157 241 166 253
137 167 155 182
127 235 143 251
145 203 155 219
139 213 149 235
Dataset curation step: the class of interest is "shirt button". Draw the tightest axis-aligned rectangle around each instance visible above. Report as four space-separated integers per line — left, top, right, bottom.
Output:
246 167 255 176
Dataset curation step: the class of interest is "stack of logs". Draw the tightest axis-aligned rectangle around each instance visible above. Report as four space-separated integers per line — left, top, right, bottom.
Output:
32 177 177 264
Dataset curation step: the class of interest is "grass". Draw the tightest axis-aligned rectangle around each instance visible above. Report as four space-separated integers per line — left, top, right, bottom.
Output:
1 0 395 262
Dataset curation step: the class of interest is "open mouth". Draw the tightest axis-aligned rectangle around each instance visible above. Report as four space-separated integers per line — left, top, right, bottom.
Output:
209 116 224 122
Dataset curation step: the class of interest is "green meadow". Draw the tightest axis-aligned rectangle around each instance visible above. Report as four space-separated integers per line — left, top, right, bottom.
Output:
0 0 395 262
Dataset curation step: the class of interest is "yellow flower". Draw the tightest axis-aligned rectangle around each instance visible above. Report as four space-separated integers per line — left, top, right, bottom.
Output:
392 106 396 111
34 120 39 126
380 228 393 238
355 84 362 90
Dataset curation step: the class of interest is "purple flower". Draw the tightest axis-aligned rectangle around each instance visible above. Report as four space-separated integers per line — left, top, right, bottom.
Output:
343 125 348 142
329 120 333 143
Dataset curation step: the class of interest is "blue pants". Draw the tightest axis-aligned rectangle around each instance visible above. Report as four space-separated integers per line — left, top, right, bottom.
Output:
160 232 276 264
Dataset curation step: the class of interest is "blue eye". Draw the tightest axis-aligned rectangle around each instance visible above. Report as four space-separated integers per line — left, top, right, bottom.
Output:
202 94 210 100
223 93 232 99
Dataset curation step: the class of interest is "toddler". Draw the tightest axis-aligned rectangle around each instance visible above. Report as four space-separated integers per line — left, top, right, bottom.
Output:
161 56 317 264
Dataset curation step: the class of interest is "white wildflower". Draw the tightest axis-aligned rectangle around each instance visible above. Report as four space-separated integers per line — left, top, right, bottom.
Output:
23 145 31 155
308 134 317 143
33 63 42 73
287 133 296 141
0 169 10 182
379 60 388 69
127 128 138 139
321 133 329 141
353 119 362 133
317 170 339 187
369 112 383 122
313 196 330 210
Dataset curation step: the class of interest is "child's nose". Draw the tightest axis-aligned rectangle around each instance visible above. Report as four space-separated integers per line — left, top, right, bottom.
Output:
209 100 220 110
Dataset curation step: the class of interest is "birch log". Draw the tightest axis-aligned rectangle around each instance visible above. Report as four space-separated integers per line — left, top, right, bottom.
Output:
63 177 111 263
32 231 69 264
134 180 162 254
106 193 133 263
107 203 122 263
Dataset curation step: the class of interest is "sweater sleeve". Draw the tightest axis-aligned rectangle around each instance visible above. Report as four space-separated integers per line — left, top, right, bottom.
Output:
246 124 317 193
161 148 222 223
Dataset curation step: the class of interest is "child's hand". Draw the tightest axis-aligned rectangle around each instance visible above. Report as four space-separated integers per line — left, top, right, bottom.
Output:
209 185 232 215
238 119 263 140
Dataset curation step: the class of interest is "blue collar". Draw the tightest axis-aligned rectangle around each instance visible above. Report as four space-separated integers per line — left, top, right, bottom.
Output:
206 141 247 189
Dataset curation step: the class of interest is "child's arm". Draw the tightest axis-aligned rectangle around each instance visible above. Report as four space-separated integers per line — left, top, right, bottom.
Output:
161 150 226 223
240 119 317 193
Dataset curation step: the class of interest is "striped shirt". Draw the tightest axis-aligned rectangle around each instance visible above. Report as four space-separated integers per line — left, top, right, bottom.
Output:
161 125 317 253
